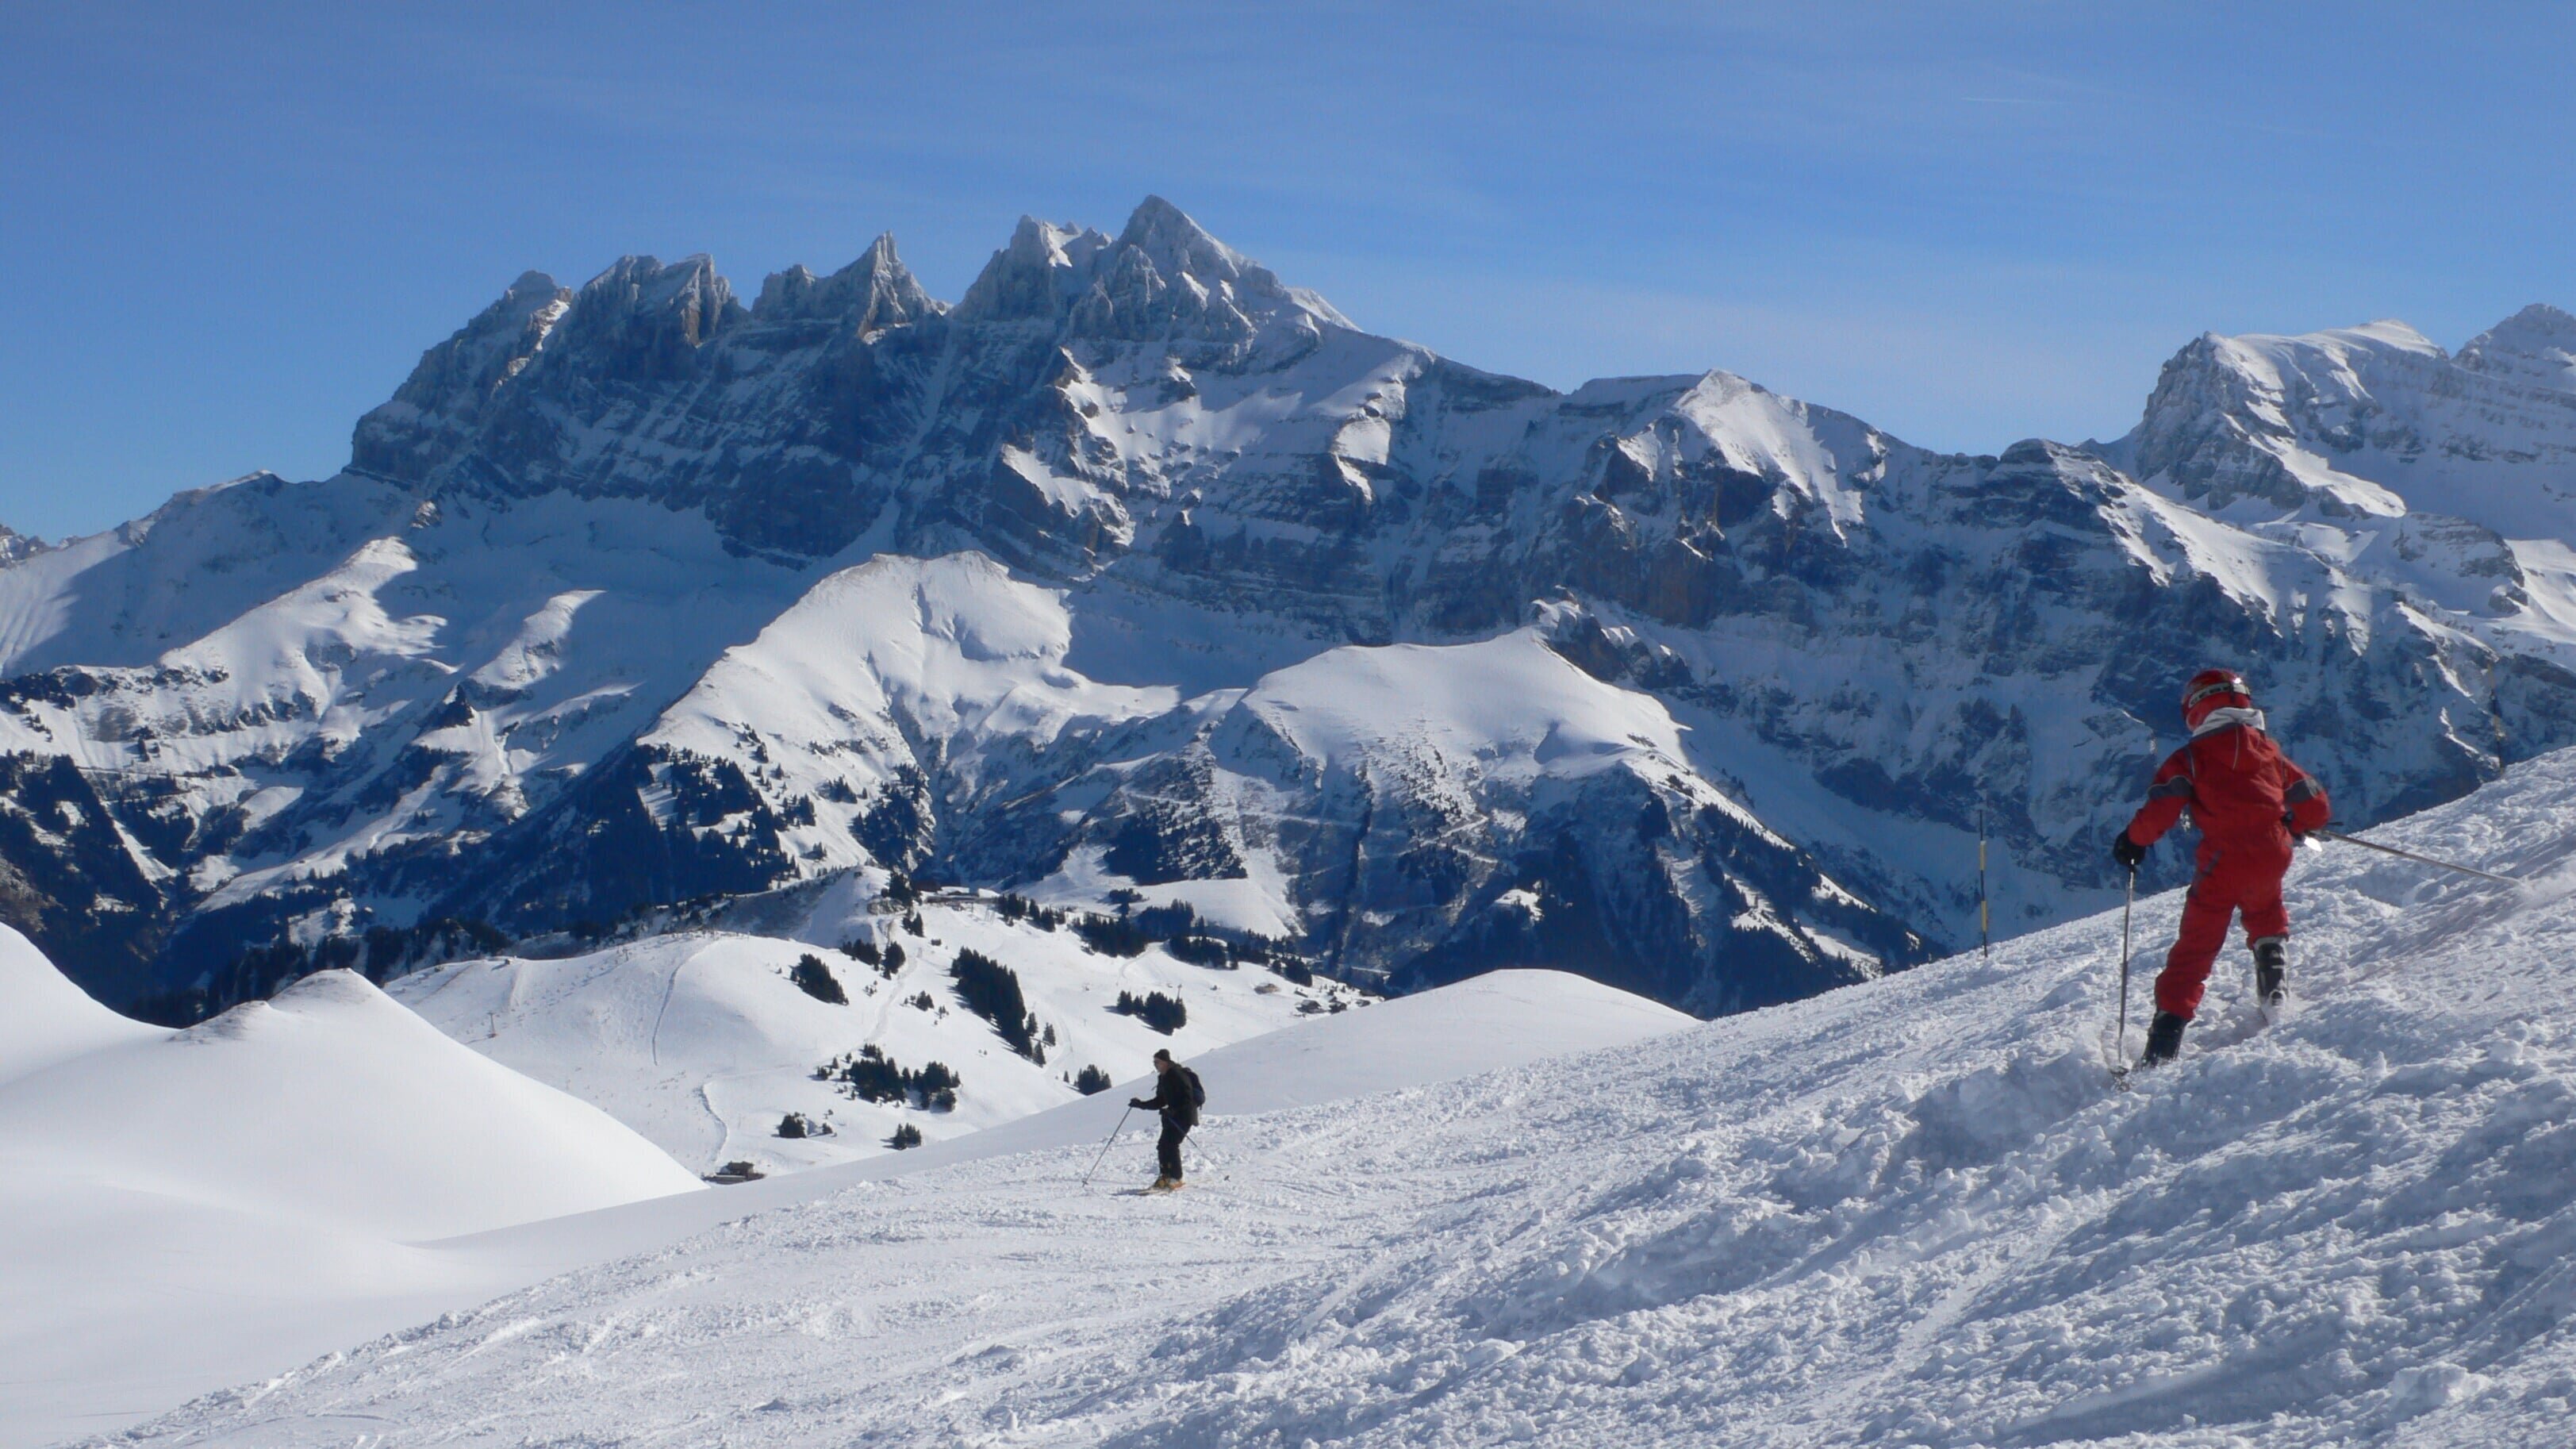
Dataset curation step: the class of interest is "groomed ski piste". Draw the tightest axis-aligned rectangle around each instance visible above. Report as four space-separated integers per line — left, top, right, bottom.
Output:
63 745 2576 1446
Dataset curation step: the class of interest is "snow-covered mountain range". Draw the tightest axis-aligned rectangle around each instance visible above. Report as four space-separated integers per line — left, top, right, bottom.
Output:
5 198 2575 1020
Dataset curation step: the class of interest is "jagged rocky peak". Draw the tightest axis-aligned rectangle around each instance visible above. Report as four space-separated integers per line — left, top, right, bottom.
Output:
956 197 1349 361
0 519 40 566
2113 306 2576 540
2459 303 2576 392
401 270 574 398
351 270 575 480
753 233 942 332
546 254 746 379
2118 325 2371 511
954 216 1115 322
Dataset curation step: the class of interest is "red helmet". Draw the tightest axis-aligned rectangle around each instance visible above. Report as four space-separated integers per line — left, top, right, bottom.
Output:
2181 668 2252 730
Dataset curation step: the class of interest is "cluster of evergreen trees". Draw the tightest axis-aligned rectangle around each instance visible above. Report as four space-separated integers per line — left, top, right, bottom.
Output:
992 892 1068 930
1113 989 1188 1034
950 947 1050 1062
835 936 907 975
1060 897 1300 978
789 953 847 1004
815 1044 962 1109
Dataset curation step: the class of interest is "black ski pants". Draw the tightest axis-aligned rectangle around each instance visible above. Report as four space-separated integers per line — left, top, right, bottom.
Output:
1157 1117 1189 1180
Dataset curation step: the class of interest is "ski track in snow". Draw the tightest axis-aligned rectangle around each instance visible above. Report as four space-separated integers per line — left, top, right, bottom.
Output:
77 752 2576 1446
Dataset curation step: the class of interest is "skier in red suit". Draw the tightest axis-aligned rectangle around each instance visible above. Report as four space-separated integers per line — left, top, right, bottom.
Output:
2111 669 2331 1067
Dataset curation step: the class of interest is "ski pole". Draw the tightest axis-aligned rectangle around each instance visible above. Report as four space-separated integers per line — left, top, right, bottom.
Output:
2313 828 2517 885
1081 1105 1133 1188
1978 795 1991 967
2115 867 2133 1071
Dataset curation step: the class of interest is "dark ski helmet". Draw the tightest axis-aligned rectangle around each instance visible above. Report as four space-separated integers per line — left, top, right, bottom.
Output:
2181 668 2252 730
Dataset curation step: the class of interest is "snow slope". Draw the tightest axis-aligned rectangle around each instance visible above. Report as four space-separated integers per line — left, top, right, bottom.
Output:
105 746 2576 1447
0 928 156 1080
389 895 1369 1174
0 936 701 1448
631 551 1180 888
4 968 1683 1448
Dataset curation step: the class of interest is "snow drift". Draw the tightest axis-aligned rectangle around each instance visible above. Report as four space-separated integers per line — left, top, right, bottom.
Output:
101 744 2576 1447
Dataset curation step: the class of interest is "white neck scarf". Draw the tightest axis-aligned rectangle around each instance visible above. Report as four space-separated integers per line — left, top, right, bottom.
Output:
2192 705 2267 738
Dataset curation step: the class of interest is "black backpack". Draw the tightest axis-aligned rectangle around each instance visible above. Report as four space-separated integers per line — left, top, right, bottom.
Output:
1181 1066 1205 1110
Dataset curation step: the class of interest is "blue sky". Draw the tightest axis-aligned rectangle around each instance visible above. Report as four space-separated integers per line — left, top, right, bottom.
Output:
2 2 2569 540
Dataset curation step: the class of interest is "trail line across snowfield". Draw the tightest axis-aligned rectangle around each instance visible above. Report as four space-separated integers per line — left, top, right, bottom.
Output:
92 749 2576 1446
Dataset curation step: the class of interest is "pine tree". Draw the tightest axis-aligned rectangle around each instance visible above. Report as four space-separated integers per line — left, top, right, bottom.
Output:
790 953 847 1005
950 948 1046 1060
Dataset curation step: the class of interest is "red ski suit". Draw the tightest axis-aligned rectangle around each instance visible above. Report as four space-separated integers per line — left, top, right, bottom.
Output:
2121 718 2331 1020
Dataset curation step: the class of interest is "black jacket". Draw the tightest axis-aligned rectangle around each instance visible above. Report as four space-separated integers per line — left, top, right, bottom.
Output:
1131 1066 1200 1128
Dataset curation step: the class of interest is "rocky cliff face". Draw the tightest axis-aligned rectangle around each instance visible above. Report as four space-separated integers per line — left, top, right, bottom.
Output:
0 522 40 568
6 197 2575 1017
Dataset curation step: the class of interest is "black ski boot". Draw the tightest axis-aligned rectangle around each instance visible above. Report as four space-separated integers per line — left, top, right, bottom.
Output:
2140 1010 2187 1067
2252 936 2288 1011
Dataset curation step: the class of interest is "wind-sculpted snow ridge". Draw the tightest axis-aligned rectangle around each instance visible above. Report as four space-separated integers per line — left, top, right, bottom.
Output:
104 746 2576 1447
5 194 2576 1023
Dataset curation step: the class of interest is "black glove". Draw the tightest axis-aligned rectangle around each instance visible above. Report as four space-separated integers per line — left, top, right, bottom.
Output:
1127 1098 1150 1109
2110 831 2146 872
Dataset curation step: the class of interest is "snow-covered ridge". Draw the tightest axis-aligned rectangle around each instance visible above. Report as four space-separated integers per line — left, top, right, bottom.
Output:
2121 309 2576 539
102 741 2576 1447
2460 302 2576 394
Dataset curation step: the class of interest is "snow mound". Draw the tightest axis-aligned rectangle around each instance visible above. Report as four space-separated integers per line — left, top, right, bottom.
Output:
109 746 2576 1447
0 926 155 1082
0 967 701 1239
0 935 699 1449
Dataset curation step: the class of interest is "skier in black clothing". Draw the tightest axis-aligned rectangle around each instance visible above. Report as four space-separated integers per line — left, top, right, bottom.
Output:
1129 1048 1202 1191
